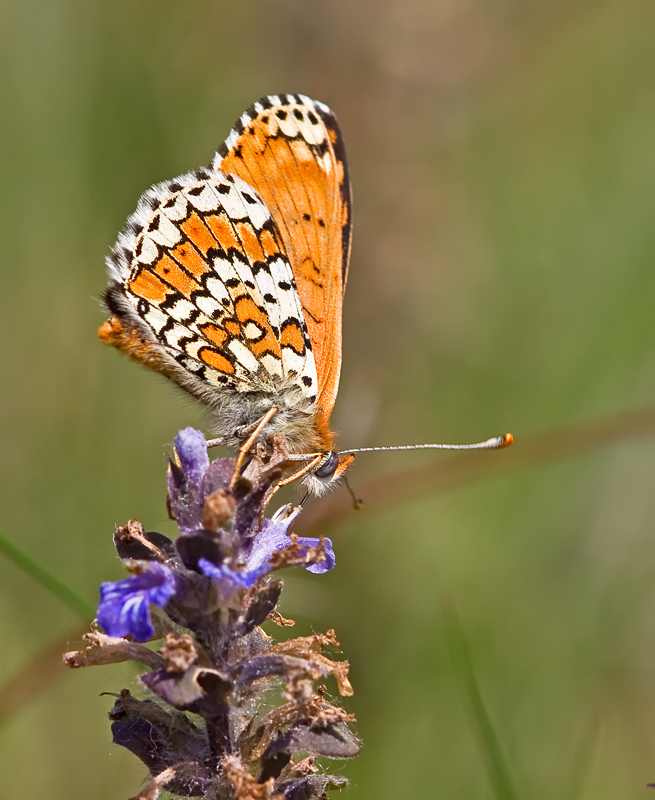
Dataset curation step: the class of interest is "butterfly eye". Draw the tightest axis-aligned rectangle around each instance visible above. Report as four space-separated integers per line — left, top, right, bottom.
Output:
314 451 340 480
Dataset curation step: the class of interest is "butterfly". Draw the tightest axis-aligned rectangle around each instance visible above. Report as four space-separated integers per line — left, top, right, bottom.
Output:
100 94 511 500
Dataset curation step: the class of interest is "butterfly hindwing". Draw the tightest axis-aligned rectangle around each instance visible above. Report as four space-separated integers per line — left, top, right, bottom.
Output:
212 93 352 419
104 168 318 402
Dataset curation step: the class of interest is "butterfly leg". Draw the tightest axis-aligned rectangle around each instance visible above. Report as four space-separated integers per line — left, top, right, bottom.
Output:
207 411 283 451
260 453 324 514
229 405 280 490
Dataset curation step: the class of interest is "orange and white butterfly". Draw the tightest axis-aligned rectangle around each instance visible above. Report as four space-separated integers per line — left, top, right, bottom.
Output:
100 94 511 498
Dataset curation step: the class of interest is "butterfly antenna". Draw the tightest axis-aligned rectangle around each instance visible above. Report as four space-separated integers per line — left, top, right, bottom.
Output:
344 477 364 510
338 432 513 456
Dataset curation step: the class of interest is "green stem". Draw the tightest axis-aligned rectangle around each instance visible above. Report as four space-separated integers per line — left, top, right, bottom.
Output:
0 531 95 620
443 601 520 800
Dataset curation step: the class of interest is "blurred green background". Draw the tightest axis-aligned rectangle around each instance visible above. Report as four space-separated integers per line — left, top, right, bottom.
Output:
2 0 655 797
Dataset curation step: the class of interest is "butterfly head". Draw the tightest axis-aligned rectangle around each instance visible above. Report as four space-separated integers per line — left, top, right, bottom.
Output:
303 451 355 497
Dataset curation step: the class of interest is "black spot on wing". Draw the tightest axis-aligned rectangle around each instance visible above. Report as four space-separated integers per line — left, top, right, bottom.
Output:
159 316 177 338
206 245 229 263
174 353 207 380
314 102 352 284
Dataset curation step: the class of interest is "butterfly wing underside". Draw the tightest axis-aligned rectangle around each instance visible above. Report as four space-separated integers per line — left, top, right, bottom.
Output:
101 168 319 407
212 93 352 423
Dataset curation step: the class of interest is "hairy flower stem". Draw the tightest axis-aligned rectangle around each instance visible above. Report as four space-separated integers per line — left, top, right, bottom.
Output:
206 707 232 759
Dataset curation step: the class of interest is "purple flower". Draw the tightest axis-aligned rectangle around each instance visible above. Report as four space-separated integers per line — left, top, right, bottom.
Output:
97 562 177 642
174 427 209 486
198 558 268 603
246 507 336 575
71 422 359 800
167 427 234 533
196 504 335 603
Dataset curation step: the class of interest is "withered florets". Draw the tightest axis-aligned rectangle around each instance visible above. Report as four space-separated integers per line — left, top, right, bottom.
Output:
64 428 359 800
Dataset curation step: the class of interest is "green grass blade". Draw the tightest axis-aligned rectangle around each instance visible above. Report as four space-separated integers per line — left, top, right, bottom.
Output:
443 601 520 800
0 531 95 620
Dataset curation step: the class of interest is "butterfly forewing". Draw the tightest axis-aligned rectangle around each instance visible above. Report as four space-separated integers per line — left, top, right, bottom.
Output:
212 93 352 420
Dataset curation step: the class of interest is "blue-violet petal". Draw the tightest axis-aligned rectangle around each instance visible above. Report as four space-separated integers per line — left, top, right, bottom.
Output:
98 562 177 642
